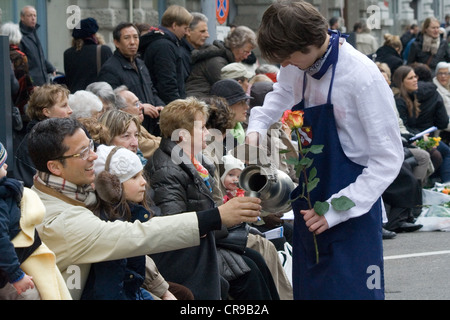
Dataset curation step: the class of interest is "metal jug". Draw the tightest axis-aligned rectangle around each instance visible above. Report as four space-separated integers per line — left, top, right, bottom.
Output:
239 165 295 216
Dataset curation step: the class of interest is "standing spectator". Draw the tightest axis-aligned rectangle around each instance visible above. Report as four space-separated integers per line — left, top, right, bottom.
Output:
64 18 113 93
375 33 404 76
97 22 165 136
400 23 419 54
407 17 450 72
139 5 192 104
19 6 55 86
355 22 378 56
180 12 210 78
186 26 257 97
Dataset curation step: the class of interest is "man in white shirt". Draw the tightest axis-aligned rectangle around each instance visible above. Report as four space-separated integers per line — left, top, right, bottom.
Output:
246 1 403 300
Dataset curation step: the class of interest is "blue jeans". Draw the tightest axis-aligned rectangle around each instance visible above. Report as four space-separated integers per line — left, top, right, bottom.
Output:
437 141 450 183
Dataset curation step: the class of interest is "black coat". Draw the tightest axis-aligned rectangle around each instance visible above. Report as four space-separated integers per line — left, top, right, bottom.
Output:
139 27 188 104
64 40 113 93
19 22 55 86
395 81 449 134
145 138 221 299
375 45 404 75
97 50 165 135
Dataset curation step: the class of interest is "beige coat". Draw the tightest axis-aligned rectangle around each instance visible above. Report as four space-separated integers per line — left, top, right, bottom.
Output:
32 182 200 300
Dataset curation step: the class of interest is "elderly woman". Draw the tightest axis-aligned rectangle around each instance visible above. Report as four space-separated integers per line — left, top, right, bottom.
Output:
69 90 104 120
432 62 450 144
186 26 257 97
145 97 279 300
407 17 450 71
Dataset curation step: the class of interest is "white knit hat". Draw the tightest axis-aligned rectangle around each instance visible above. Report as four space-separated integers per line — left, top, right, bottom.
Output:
221 154 245 185
94 144 143 183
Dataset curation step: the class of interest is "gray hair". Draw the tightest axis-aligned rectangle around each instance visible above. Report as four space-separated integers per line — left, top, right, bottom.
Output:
86 81 116 107
113 85 129 110
0 22 22 45
225 25 257 50
435 61 450 74
190 12 208 30
69 90 103 119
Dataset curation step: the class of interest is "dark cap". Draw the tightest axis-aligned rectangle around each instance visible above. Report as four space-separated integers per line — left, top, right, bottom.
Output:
210 79 253 106
72 18 99 39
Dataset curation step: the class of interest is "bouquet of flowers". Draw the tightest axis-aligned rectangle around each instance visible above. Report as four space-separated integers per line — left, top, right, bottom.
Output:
415 136 441 151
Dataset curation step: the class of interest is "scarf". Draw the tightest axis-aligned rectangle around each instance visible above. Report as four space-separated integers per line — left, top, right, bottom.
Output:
191 157 212 193
305 29 345 80
35 171 97 206
422 33 440 55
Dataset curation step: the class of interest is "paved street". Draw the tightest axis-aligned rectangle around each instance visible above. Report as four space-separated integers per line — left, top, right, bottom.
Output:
383 231 450 300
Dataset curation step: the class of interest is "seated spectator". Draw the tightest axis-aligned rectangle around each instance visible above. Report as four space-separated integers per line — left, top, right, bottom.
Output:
375 33 403 75
14 84 73 187
186 26 257 97
0 143 71 300
86 81 116 112
27 117 261 299
69 90 104 120
145 97 279 300
221 62 254 93
64 18 113 93
210 79 253 145
432 62 450 143
113 85 161 158
392 65 450 183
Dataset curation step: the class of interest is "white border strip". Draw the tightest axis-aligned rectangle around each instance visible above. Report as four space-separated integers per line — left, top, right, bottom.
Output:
384 250 450 260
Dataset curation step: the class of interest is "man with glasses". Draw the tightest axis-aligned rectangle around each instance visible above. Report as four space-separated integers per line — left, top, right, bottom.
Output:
27 117 261 300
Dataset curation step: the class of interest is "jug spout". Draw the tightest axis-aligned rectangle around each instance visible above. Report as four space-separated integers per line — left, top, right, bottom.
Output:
239 165 295 215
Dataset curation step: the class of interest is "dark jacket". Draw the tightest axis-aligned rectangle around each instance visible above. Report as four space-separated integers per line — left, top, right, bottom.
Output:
64 39 113 93
375 45 404 76
407 32 450 71
139 27 188 104
185 40 235 97
97 50 165 135
0 177 24 287
19 22 55 86
395 81 449 134
81 203 150 300
145 138 221 299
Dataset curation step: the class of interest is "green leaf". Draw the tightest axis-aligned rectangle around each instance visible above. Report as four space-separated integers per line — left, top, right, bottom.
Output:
279 149 291 154
299 157 313 167
309 145 324 154
307 177 320 193
314 201 329 216
331 196 356 211
309 167 317 181
285 157 300 165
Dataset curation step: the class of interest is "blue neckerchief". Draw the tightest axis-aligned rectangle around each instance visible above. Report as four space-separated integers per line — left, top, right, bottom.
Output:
306 29 347 80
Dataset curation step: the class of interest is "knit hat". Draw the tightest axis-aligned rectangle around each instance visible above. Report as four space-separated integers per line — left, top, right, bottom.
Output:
221 63 254 80
210 79 253 106
72 17 99 39
221 154 245 185
0 142 7 168
93 145 143 203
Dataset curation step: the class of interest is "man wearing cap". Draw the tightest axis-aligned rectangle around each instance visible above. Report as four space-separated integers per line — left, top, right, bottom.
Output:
221 62 254 93
64 18 113 93
210 79 253 145
27 117 261 299
19 6 55 86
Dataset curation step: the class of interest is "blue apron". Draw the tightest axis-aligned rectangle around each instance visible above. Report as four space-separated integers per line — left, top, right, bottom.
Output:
290 57 385 300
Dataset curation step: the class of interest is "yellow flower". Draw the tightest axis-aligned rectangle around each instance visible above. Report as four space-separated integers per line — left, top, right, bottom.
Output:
282 110 304 129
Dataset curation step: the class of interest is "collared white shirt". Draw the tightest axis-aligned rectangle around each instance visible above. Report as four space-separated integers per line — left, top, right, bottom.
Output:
247 41 403 228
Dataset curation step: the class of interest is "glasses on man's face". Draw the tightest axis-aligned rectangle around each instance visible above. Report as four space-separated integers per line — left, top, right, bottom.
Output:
57 139 94 161
134 101 142 108
437 72 450 77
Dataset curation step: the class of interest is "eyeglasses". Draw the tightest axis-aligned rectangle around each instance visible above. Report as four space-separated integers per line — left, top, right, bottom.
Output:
437 72 450 76
57 139 94 161
135 101 142 108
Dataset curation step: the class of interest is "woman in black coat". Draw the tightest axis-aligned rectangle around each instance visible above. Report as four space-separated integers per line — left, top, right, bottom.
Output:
63 18 112 93
393 65 450 183
375 33 404 76
145 97 279 300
